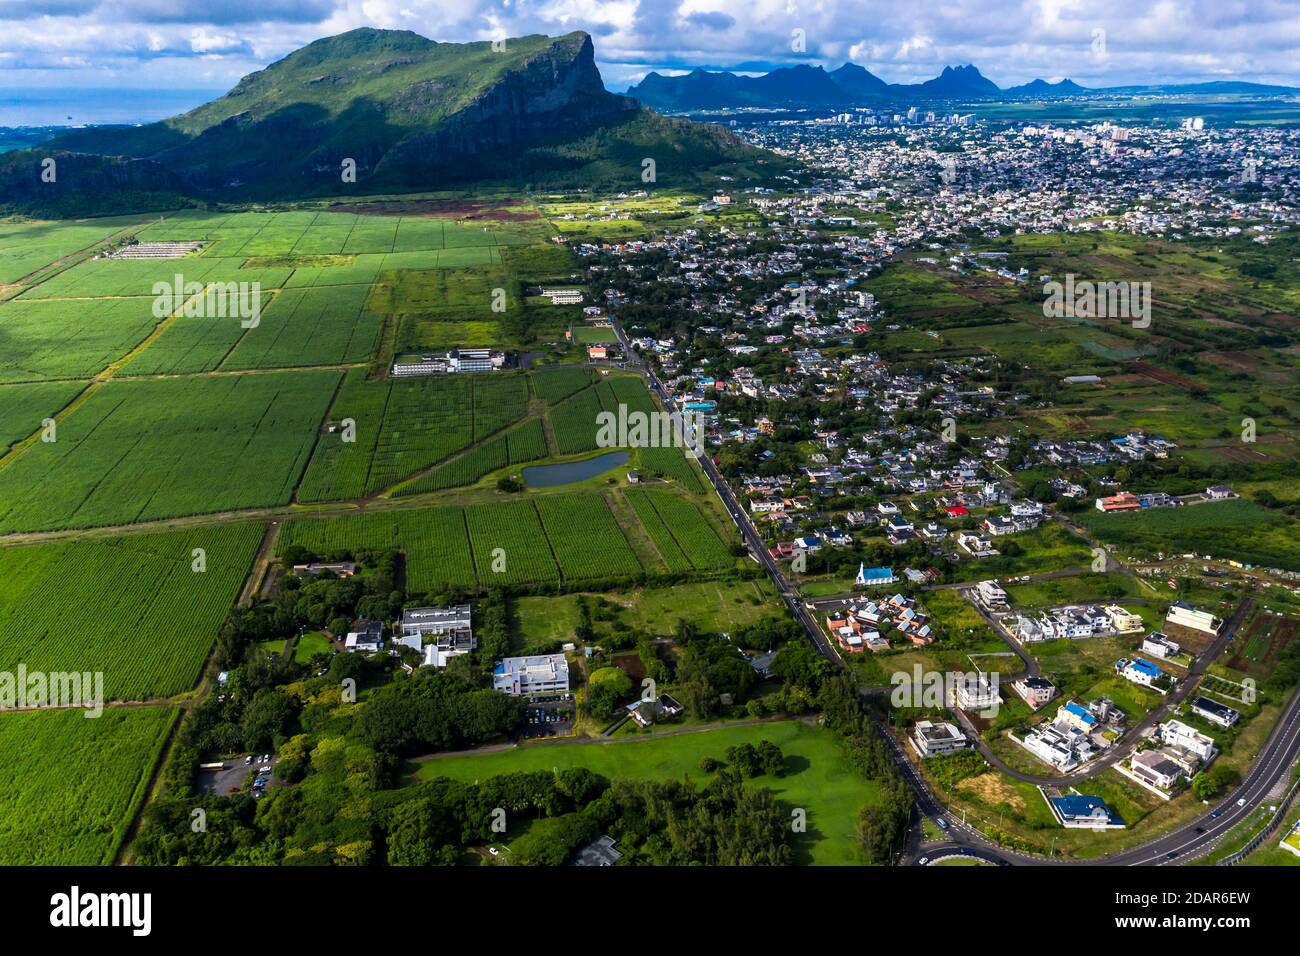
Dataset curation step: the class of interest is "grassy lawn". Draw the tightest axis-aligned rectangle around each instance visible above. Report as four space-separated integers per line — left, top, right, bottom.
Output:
415 719 882 865
293 630 333 664
512 579 781 652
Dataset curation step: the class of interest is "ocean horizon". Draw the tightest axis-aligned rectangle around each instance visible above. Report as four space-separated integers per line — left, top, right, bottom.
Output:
0 87 226 128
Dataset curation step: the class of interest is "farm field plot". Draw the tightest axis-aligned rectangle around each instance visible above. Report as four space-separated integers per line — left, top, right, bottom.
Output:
417 719 882 866
0 524 262 699
0 371 338 532
300 371 544 501
21 255 293 299
394 434 510 495
624 487 734 570
534 494 643 580
624 488 693 572
277 506 477 593
547 385 606 455
638 446 705 491
1077 498 1300 572
296 372 477 501
0 380 84 452
0 707 177 865
0 297 160 382
391 416 551 496
279 489 704 593
571 324 618 344
472 375 530 440
224 285 380 369
0 218 143 284
532 366 595 404
465 499 560 586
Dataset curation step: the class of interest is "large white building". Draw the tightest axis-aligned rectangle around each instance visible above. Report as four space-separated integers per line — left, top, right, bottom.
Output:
1166 602 1220 635
493 654 570 696
395 605 475 668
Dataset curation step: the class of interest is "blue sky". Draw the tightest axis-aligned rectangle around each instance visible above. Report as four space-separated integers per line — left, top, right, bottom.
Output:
3 0 1298 95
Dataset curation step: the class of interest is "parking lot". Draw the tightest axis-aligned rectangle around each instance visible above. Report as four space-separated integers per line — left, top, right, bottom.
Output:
519 695 575 740
196 753 279 798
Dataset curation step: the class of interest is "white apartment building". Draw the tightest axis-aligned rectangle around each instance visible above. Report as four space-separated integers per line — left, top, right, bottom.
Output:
974 579 1009 610
1166 602 1220 635
1158 719 1216 763
950 674 1000 712
493 654 570 696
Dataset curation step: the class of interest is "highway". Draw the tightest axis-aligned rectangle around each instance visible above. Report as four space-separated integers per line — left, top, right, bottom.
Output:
618 336 1300 867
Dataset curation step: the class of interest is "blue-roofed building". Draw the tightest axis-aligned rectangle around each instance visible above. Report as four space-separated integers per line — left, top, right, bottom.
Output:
1048 794 1126 829
1059 699 1098 732
1116 656 1169 690
855 564 897 587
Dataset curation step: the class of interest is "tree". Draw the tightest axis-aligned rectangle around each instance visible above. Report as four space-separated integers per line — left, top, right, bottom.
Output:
585 667 634 721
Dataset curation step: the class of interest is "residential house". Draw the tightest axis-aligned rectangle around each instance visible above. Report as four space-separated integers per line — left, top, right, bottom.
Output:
910 720 969 758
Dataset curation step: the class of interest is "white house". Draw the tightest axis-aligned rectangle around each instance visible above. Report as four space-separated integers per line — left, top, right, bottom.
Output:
950 674 1000 712
1141 632 1181 660
1116 657 1167 689
1013 676 1057 710
1158 719 1216 762
1191 696 1240 728
1131 750 1183 791
344 620 384 653
910 720 969 758
974 579 1009 610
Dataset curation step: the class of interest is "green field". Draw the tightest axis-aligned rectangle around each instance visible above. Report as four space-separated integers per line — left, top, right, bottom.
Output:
513 579 780 651
0 524 263 699
416 719 882 865
1077 499 1300 571
0 372 337 532
0 707 177 865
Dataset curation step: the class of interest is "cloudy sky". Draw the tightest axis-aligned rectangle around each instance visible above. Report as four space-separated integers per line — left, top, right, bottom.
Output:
3 0 1299 96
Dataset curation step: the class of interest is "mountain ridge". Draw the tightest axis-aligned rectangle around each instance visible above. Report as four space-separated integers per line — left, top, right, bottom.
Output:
18 27 779 213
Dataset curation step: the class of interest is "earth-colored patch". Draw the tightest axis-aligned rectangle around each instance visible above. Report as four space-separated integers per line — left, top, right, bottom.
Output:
956 772 1026 812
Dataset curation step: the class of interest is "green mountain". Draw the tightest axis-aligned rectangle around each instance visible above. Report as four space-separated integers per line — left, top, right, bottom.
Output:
33 28 776 208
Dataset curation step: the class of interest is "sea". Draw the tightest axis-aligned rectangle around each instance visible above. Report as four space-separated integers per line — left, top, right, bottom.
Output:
0 87 225 128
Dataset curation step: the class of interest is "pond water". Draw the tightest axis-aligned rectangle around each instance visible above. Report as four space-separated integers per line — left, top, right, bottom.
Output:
522 451 630 488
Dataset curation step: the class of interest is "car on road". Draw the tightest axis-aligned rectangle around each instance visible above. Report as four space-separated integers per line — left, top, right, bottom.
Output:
1237 797 1247 806
1211 810 1222 818
1165 851 1179 860
917 857 929 866
935 817 949 831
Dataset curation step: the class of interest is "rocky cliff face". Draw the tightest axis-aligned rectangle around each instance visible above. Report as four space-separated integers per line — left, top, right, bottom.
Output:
376 33 637 180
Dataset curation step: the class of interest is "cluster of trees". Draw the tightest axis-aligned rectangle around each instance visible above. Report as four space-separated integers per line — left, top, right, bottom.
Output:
140 747 794 866
584 666 635 721
721 740 785 778
819 674 916 864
